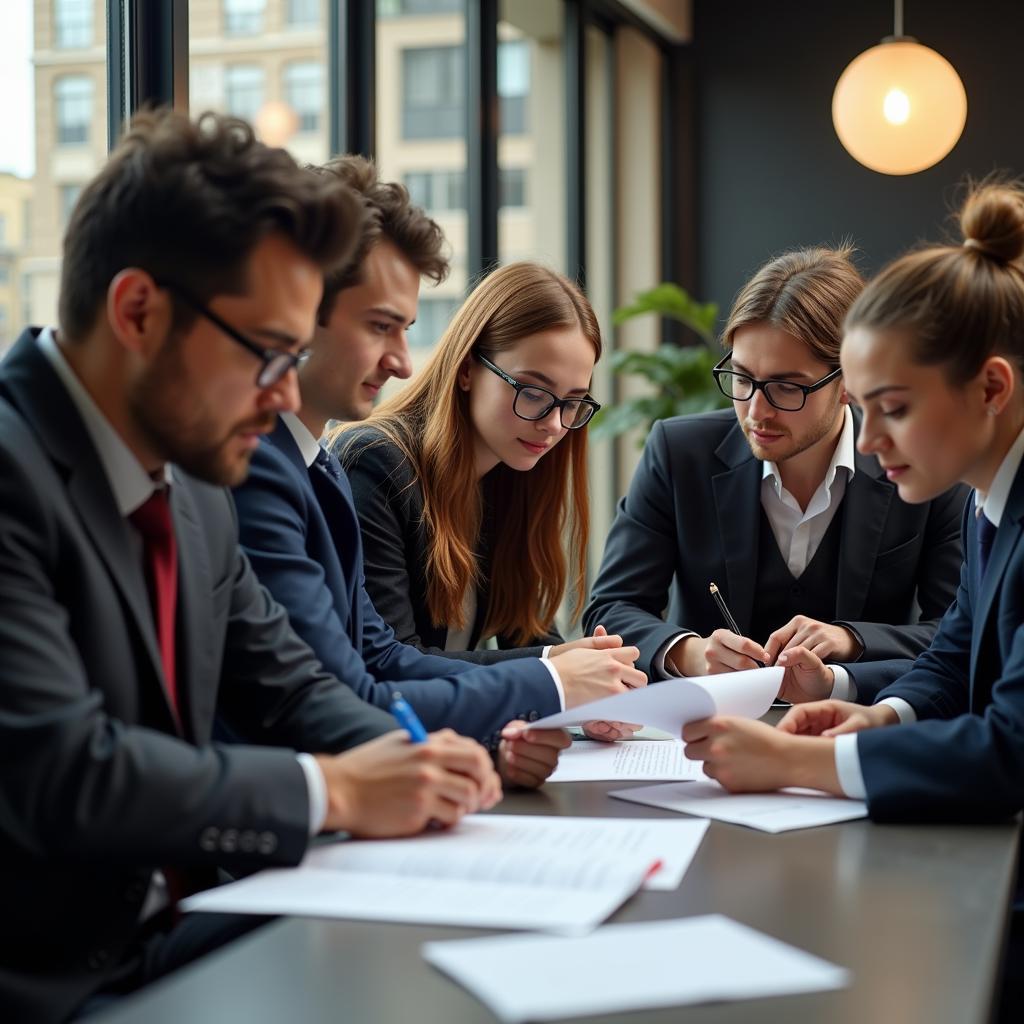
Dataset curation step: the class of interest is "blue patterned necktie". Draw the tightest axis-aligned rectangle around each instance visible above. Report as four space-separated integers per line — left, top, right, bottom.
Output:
314 445 341 481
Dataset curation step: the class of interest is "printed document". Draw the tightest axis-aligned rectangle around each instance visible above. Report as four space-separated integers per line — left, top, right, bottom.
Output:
612 780 867 832
533 666 782 732
548 738 703 783
181 814 708 931
422 914 850 1022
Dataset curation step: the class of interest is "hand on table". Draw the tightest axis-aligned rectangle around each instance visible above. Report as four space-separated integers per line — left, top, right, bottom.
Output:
777 699 900 737
497 723 572 789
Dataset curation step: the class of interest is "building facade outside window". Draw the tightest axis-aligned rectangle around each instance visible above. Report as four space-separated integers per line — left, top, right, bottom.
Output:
59 184 83 229
225 65 265 122
498 39 529 135
55 76 93 146
284 61 323 133
224 0 265 37
499 167 526 209
54 0 93 49
406 296 459 349
402 45 463 139
286 0 320 27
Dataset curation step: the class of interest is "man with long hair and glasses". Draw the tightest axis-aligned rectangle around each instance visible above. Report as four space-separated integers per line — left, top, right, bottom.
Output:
586 247 969 705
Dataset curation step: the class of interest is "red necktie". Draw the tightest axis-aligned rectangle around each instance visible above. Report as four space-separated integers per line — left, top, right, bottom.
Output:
129 489 179 721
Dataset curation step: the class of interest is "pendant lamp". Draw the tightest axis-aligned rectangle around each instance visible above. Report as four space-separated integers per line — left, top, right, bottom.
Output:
832 0 966 175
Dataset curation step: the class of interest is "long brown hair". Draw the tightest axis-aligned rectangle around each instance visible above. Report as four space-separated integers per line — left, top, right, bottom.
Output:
334 261 601 645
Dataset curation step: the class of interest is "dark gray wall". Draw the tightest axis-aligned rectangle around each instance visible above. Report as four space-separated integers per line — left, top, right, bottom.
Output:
694 0 1024 326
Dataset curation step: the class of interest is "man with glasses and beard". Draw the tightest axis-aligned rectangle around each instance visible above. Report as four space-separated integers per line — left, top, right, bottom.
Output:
585 247 968 705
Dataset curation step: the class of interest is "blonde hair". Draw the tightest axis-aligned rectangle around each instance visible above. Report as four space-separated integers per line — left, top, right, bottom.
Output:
333 262 601 645
722 246 865 366
846 181 1024 383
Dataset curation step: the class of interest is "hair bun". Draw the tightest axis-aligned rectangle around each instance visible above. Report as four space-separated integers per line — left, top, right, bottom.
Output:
960 183 1024 264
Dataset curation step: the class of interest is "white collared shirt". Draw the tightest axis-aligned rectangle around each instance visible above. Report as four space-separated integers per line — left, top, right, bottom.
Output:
37 330 326 839
834 425 1024 799
280 411 324 468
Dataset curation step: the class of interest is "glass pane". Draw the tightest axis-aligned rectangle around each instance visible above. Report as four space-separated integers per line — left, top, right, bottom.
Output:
498 1 565 270
376 0 466 376
189 0 328 167
1 0 108 351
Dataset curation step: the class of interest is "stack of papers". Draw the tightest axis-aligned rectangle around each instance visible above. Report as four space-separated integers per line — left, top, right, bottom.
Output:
423 914 850 1022
612 781 868 832
181 814 709 933
533 665 782 732
547 738 703 782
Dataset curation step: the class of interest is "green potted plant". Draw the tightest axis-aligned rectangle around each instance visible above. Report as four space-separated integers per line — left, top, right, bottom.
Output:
591 283 731 443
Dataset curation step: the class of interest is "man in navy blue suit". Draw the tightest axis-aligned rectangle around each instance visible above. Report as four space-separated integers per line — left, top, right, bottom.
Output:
232 157 645 786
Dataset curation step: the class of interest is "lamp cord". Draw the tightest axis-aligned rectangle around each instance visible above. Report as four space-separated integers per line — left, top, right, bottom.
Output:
894 0 904 38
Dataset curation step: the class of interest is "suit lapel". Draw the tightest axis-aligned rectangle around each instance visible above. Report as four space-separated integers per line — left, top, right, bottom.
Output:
835 442 893 620
710 424 762 632
0 329 174 726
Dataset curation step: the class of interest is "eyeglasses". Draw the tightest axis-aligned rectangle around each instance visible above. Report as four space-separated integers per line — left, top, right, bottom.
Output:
473 353 600 429
712 354 842 412
157 281 311 388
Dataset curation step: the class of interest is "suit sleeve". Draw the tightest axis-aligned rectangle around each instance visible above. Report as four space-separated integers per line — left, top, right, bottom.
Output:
583 421 693 677
232 446 560 743
836 482 969 660
0 441 315 872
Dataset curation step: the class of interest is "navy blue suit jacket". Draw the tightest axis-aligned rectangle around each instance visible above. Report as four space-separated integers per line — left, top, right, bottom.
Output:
231 420 561 745
851 462 1024 822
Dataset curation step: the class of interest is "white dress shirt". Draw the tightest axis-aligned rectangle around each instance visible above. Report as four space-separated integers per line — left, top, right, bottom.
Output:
834 425 1024 798
658 406 856 701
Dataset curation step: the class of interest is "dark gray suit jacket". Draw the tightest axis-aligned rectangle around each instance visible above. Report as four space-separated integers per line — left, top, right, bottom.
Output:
0 329 395 1023
335 426 562 662
584 410 969 700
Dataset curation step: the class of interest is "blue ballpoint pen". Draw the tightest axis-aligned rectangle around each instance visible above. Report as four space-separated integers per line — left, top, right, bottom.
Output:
390 692 428 743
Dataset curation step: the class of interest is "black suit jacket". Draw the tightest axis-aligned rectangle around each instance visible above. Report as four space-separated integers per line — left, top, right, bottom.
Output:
335 426 562 662
584 410 968 700
0 329 395 1023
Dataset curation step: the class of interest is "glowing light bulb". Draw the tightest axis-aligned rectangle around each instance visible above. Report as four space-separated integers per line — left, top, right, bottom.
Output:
883 87 911 125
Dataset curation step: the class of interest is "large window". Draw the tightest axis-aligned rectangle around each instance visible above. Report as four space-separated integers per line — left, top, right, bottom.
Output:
286 0 320 28
404 169 464 213
402 46 463 140
406 296 459 349
55 75 93 146
224 65 265 122
498 39 529 135
283 61 323 133
55 0 93 49
224 0 265 37
59 184 83 229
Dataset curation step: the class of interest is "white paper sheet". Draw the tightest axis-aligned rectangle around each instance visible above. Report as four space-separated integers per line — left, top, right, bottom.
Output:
181 814 708 930
422 914 850 1023
547 739 703 783
611 780 868 832
533 666 783 732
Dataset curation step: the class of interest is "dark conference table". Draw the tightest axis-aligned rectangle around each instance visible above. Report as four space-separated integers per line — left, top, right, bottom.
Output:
97 779 1020 1024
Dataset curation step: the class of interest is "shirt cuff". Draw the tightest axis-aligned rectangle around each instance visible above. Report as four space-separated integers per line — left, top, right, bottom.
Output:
654 633 694 679
833 733 867 799
542 645 552 659
296 752 327 836
879 696 917 724
539 657 566 711
828 664 857 702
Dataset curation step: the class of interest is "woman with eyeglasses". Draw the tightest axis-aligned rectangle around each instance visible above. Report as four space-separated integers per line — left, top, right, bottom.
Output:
584 246 968 705
331 261 608 670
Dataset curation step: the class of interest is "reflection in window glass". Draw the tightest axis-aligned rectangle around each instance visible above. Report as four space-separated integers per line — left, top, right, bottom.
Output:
224 0 265 37
55 0 93 49
55 75 93 145
284 61 323 133
402 46 463 140
189 0 329 165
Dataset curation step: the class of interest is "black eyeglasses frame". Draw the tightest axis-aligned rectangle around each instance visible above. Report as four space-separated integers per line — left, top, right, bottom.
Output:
711 353 842 412
473 352 600 429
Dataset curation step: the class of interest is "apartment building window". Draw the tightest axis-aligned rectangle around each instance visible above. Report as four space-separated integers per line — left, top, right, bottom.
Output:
402 46 463 140
404 170 464 213
406 296 459 349
0 215 6 246
224 0 265 37
0 266 9 285
286 0 319 27
498 39 529 135
499 167 526 209
55 76 93 146
60 184 84 229
284 62 323 133
55 0 93 48
225 65 265 122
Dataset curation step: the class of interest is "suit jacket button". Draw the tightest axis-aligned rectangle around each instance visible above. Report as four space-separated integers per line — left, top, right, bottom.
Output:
219 828 239 853
528 711 539 722
257 831 278 855
239 830 258 853
199 826 220 852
